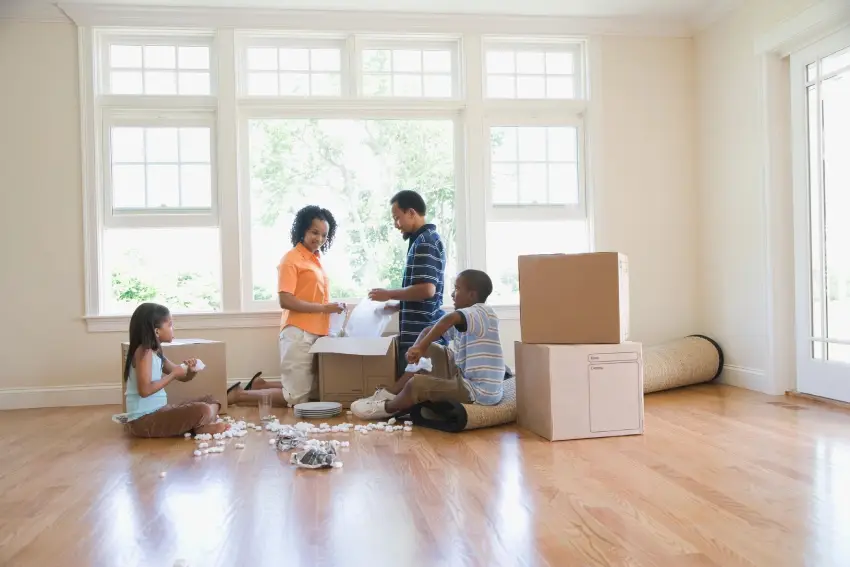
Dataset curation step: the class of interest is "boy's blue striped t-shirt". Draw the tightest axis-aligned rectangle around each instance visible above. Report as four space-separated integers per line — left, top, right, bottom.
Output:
443 303 505 406
399 224 446 354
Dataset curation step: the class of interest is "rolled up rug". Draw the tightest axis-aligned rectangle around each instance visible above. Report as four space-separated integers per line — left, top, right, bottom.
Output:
399 377 517 433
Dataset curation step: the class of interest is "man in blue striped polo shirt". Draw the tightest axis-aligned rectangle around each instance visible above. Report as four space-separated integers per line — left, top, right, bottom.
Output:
368 190 446 376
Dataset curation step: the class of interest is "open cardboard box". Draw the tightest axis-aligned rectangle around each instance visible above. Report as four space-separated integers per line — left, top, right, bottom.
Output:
310 335 397 408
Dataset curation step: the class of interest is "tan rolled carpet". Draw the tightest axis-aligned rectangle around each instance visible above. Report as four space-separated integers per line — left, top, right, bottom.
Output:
403 378 517 432
644 335 723 394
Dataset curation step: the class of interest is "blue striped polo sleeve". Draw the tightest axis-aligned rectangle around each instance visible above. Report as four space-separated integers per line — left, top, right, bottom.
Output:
409 241 443 286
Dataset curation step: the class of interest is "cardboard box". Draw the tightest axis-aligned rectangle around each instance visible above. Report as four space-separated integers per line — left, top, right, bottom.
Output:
310 336 397 408
515 341 644 441
518 252 629 344
121 339 228 412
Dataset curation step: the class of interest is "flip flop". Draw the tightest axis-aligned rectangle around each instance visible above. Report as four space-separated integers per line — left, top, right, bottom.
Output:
227 382 241 394
244 372 262 391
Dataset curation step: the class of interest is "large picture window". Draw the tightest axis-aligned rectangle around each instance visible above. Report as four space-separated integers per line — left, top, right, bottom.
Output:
82 28 589 328
246 117 457 304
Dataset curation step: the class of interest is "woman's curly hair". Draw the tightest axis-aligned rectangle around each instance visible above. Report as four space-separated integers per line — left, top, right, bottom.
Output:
290 205 337 254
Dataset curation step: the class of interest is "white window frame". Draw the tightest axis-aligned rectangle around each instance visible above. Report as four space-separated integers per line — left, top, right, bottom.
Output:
237 33 350 98
99 32 217 97
80 25 591 331
101 110 219 228
482 38 585 101
237 105 466 313
355 37 462 99
483 113 587 222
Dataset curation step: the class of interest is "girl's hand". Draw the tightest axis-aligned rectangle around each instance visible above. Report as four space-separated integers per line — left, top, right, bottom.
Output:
323 302 346 314
183 358 198 371
171 364 188 379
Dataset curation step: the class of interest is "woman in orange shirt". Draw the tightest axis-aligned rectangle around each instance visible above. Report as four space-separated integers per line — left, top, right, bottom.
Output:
228 206 345 408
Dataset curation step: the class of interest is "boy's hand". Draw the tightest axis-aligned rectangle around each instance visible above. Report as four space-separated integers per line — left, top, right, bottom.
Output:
406 346 424 364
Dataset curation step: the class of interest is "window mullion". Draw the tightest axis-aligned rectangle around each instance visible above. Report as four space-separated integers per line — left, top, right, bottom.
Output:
215 28 242 312
462 34 486 272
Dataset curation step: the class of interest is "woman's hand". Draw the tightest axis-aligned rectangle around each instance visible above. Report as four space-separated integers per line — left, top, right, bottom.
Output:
323 302 346 314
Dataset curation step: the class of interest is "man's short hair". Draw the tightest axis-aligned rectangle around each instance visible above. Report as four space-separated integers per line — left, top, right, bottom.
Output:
390 190 427 216
458 269 493 303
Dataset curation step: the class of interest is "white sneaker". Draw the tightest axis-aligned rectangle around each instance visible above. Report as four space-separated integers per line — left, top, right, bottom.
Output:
367 388 396 402
351 398 392 420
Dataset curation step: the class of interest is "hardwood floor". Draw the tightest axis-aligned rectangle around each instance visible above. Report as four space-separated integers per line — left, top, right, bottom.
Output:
2 384 850 567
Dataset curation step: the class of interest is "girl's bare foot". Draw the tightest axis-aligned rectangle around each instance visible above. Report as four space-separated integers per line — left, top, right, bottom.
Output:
194 422 228 435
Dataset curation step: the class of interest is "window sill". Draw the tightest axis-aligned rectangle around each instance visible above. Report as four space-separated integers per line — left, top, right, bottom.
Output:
85 305 520 333
85 311 282 333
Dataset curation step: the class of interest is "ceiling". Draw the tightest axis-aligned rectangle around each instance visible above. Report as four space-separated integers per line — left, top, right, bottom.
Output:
1 0 740 29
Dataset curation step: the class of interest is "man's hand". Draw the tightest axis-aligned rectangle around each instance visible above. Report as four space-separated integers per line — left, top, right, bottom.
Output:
368 289 394 302
381 302 401 314
406 345 424 364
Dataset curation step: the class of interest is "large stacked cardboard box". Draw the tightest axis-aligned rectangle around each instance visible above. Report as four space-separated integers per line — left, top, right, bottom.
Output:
120 339 228 412
514 252 644 441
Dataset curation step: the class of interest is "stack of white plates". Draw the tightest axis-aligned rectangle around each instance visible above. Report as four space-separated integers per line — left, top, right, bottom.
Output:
293 401 342 419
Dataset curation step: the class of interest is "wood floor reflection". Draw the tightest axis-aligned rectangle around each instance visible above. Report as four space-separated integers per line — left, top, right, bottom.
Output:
2 384 850 567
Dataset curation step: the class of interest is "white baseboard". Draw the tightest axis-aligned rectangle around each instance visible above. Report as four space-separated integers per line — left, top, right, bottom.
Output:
719 365 781 395
0 376 282 411
0 383 122 410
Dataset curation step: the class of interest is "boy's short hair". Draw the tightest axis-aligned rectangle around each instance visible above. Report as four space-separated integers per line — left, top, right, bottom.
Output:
458 269 493 303
390 190 427 216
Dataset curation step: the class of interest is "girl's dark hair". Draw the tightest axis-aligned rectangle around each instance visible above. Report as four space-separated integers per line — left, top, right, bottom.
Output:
290 205 337 254
124 302 171 381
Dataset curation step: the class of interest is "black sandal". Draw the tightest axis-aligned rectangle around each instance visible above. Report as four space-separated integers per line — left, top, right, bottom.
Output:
244 372 262 391
227 382 241 394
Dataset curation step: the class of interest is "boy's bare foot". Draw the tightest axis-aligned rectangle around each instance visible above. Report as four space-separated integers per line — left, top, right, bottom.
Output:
227 384 243 406
194 422 228 435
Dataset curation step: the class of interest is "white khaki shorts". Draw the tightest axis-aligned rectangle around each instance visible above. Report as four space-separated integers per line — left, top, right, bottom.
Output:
279 326 319 405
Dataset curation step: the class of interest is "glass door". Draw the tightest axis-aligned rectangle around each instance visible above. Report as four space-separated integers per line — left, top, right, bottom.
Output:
791 27 850 401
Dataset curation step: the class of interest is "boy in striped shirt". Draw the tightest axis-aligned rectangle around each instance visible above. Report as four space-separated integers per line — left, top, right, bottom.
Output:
352 269 505 420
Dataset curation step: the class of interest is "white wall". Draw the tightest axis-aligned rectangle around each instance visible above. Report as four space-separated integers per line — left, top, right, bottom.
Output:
0 22 698 407
694 0 820 393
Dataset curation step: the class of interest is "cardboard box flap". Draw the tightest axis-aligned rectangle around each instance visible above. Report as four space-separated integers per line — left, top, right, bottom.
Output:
310 336 394 356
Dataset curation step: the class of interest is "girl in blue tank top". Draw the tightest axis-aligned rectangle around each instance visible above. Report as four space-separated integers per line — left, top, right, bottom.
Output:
121 303 228 438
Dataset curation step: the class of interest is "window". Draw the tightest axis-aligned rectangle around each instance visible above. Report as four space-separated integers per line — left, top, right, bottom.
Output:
245 44 343 96
484 43 581 99
361 46 456 97
485 120 588 303
107 41 212 95
82 28 589 327
107 125 214 211
490 126 579 205
103 227 222 313
246 118 458 305
486 221 589 304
